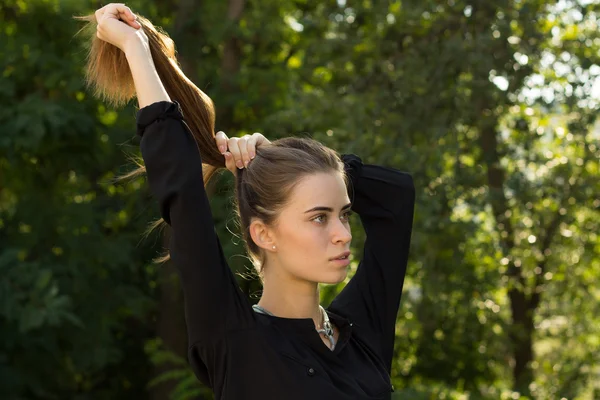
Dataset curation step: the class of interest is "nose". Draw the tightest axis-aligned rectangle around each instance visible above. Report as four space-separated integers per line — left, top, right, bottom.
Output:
332 217 352 244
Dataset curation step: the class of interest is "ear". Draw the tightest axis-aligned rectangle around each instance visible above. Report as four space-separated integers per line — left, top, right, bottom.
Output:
249 218 277 251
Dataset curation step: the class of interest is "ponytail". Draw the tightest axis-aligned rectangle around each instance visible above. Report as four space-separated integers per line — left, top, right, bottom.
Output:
74 13 224 181
74 13 225 261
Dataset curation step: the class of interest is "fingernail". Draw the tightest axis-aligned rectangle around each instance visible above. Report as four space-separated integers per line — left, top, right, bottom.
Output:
244 160 249 167
250 153 255 159
219 145 226 153
224 152 230 159
236 161 243 169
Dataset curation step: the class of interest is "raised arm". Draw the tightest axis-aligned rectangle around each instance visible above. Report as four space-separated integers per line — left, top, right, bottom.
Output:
124 36 170 108
137 101 255 347
329 154 415 373
94 0 255 359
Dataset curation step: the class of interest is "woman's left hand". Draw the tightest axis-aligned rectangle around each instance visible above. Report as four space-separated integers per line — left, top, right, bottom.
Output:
215 132 271 174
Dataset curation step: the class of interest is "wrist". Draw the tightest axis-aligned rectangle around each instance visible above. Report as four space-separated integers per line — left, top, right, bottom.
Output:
123 31 150 56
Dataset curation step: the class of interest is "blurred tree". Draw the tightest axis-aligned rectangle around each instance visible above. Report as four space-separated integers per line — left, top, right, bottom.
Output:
0 0 598 399
254 0 599 398
0 0 157 398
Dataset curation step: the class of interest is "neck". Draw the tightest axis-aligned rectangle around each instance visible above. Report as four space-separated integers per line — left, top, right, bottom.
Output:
257 266 323 329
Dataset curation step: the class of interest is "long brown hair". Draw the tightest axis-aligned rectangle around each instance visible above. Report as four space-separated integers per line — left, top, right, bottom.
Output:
74 13 347 273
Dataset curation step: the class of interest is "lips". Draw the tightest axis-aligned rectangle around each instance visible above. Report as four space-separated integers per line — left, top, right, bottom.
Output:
330 251 351 261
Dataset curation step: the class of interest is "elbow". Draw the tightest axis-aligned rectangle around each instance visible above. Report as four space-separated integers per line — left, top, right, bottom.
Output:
403 173 415 194
392 174 415 222
153 172 205 226
398 173 416 200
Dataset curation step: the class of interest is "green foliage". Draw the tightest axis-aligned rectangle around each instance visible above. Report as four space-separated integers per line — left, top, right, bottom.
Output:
145 338 210 400
1 0 598 399
0 0 158 398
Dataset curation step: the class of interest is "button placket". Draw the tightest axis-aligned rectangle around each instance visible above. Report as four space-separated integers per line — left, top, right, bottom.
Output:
307 367 315 377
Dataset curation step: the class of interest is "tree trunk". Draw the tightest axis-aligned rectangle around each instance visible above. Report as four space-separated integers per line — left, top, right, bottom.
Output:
150 235 190 400
509 291 535 392
218 0 246 130
172 0 203 84
479 121 535 396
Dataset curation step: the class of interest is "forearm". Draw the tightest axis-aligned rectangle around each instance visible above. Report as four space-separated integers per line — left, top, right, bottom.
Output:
124 34 171 108
137 102 256 344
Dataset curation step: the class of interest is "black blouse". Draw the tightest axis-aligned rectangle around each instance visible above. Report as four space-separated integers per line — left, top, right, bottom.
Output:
136 101 415 400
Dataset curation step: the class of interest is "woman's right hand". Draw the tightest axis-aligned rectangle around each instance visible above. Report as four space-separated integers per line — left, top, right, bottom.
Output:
95 3 145 52
215 131 271 175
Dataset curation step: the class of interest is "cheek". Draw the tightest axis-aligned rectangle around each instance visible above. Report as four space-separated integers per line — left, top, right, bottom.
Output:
282 224 328 262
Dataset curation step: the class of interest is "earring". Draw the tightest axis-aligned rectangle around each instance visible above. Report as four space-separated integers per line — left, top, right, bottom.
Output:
272 245 276 250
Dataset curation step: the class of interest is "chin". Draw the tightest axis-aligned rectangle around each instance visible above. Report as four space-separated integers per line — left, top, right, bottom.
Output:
321 269 348 285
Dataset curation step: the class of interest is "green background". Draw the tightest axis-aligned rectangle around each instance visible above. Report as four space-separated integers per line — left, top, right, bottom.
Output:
0 0 598 398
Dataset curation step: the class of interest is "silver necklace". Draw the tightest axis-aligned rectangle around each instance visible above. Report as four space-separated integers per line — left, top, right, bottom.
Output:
252 304 336 350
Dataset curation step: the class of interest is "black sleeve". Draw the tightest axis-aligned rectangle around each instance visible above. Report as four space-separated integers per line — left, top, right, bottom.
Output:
329 154 415 373
136 101 255 350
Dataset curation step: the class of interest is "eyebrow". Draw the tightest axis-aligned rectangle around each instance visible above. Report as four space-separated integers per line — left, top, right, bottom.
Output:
304 203 352 214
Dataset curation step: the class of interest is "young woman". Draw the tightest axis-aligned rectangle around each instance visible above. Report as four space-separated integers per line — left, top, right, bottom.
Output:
79 4 415 399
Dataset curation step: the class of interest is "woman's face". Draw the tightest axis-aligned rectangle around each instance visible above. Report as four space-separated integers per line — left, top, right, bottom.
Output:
268 172 353 284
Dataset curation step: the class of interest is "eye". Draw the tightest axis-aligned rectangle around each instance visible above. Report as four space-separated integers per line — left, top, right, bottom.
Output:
312 214 326 224
312 210 354 224
343 210 354 220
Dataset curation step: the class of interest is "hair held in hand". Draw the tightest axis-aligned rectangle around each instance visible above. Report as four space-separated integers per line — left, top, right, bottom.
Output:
74 12 223 172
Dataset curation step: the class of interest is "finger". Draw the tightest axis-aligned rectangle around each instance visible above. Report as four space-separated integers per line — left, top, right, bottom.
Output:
100 8 125 23
105 4 133 18
215 131 229 154
121 7 141 28
227 137 245 169
115 13 140 29
253 132 271 148
124 13 140 28
98 11 138 31
223 152 237 175
105 4 137 23
238 135 253 167
246 134 258 160
117 11 140 28
95 7 105 22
